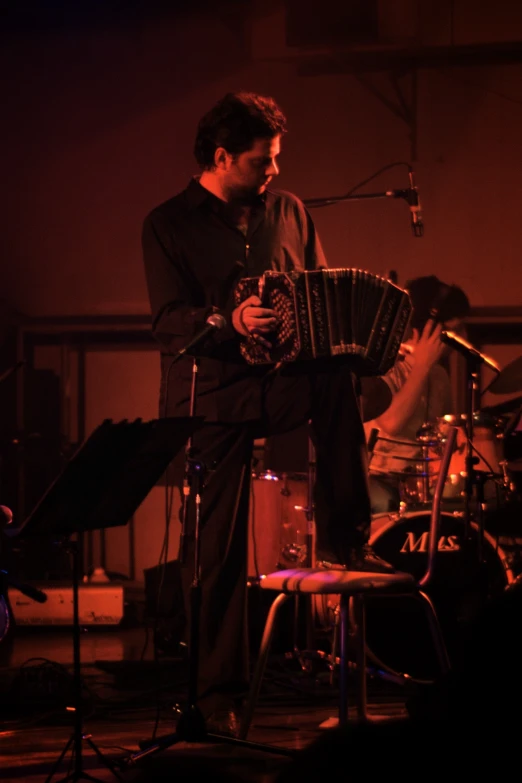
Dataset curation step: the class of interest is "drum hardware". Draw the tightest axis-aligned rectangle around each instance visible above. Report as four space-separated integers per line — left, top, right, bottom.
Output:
370 437 441 506
358 339 521 682
279 435 324 671
248 471 310 578
435 336 520 631
370 409 510 511
368 432 442 508
248 434 327 673
436 413 508 509
317 428 460 689
437 335 503 559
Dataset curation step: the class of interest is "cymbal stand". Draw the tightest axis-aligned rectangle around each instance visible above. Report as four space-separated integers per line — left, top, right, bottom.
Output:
463 355 479 541
464 356 482 550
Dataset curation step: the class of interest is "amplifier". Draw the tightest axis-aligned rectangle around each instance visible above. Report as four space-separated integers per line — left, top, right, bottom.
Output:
9 583 125 626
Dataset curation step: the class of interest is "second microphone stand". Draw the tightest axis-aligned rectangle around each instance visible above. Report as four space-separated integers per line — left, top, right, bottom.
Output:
123 349 295 768
461 353 493 602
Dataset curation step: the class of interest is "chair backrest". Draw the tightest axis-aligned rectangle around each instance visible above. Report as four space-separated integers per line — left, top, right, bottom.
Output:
419 424 458 588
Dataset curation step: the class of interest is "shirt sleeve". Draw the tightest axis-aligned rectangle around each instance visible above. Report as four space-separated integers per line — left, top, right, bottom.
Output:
381 354 414 394
142 210 237 355
302 204 328 270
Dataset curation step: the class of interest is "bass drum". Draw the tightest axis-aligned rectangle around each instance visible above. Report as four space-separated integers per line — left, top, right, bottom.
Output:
366 509 514 682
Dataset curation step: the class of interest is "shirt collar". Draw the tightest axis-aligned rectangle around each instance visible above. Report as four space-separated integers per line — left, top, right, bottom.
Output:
185 176 212 210
185 176 268 211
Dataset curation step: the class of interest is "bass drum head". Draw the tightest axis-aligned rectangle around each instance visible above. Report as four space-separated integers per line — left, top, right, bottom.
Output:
366 510 513 682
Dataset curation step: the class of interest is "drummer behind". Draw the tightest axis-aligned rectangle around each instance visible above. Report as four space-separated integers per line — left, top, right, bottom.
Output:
365 275 470 514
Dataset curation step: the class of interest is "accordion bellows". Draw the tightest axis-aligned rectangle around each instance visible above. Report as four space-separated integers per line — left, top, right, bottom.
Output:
234 269 412 375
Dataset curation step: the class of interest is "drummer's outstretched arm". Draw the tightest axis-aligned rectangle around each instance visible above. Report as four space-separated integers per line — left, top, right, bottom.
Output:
375 320 444 436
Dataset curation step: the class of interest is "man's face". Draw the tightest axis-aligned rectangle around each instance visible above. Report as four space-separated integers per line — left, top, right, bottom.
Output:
221 135 281 199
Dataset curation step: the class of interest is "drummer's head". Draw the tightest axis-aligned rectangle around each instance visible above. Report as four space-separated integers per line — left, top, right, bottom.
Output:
405 275 470 336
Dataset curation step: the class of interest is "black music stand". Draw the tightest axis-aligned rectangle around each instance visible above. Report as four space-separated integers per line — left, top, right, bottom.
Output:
3 416 201 783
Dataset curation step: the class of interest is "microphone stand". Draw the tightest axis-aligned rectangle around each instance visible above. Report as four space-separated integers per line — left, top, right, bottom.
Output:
304 188 411 209
122 341 294 769
459 349 497 606
440 330 501 553
463 355 479 543
303 186 423 237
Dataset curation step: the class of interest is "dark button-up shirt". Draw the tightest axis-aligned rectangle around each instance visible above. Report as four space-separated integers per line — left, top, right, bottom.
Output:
142 177 326 422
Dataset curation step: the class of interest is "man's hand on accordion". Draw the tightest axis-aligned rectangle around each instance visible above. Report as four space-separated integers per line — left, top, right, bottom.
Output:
232 295 278 349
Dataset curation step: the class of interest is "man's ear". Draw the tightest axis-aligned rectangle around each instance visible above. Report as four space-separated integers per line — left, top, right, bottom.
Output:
214 146 230 170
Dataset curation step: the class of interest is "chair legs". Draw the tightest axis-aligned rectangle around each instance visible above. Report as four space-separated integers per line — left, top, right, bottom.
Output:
239 592 290 740
414 590 451 676
351 595 369 721
341 589 450 722
241 591 370 738
240 587 451 741
338 594 368 724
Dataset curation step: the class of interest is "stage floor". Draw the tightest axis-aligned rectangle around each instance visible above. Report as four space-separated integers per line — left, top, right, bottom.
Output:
0 626 410 783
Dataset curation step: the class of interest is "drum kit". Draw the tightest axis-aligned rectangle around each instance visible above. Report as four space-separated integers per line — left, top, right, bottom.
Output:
248 348 522 682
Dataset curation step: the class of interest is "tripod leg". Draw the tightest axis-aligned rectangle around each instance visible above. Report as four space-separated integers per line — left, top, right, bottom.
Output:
46 736 116 783
45 735 74 783
85 737 125 782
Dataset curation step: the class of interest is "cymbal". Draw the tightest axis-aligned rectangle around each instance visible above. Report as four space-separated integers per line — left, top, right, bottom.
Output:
482 394 522 417
488 354 522 395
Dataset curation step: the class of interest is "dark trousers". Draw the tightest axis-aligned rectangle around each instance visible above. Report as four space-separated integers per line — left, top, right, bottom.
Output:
177 365 371 716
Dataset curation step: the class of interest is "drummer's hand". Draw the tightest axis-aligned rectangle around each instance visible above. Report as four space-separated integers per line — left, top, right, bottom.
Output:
410 319 445 371
232 295 278 349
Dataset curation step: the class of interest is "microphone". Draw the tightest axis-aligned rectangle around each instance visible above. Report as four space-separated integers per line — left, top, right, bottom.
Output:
441 330 500 373
176 313 227 357
407 170 424 237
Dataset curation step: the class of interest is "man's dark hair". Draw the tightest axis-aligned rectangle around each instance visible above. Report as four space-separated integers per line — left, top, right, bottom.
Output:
405 275 470 332
194 91 287 169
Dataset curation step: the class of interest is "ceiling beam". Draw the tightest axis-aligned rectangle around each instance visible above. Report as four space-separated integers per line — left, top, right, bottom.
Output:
276 41 522 77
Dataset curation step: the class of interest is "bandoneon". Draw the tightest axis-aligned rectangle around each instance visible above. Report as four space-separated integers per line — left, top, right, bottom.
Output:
234 269 412 375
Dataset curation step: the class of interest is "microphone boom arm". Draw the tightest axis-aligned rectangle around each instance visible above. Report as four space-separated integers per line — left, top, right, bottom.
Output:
303 188 410 209
441 330 501 374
